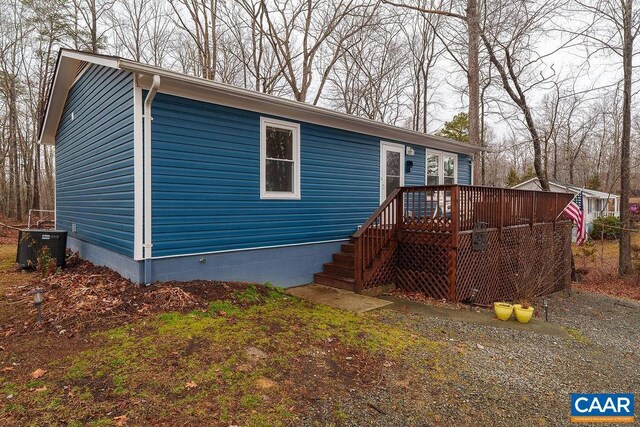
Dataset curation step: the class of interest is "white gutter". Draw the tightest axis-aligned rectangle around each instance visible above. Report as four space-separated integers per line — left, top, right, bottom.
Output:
143 75 160 262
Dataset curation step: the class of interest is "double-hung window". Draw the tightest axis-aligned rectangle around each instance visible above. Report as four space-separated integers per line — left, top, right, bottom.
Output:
426 150 457 185
260 117 301 199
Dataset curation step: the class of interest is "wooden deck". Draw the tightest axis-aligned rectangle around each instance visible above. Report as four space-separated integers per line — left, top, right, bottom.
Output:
315 185 575 305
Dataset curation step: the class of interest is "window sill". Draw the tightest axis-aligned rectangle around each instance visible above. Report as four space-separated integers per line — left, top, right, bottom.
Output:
260 192 301 200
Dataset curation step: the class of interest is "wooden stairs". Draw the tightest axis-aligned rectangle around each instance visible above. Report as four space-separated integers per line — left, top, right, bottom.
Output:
313 236 397 293
313 241 356 291
315 188 403 293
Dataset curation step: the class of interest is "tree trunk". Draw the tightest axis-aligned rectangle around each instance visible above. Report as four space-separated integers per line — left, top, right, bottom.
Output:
619 0 633 276
32 144 40 211
466 0 480 148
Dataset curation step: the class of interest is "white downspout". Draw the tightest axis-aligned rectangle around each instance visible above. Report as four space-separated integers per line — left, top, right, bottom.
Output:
143 75 160 283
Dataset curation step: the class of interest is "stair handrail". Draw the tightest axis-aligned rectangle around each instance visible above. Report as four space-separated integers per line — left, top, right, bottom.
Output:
352 188 402 239
353 188 403 292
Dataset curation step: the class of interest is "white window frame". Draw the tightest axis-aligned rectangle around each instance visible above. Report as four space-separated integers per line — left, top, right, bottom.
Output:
380 141 406 204
425 150 458 185
260 117 301 200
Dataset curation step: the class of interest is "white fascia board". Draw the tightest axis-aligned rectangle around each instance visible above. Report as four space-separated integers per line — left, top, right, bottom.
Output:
125 61 484 156
38 50 120 146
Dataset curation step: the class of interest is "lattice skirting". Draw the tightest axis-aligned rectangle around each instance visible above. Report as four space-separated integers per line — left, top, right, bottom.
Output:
395 232 452 300
362 249 397 290
379 223 573 305
456 223 572 305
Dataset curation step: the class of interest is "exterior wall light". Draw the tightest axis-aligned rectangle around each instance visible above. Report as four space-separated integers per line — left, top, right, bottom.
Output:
405 160 414 173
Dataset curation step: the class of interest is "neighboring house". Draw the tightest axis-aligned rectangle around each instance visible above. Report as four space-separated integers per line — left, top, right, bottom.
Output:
511 178 620 230
38 49 482 286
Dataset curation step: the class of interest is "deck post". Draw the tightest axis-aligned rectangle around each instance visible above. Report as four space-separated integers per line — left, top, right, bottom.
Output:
396 189 404 241
531 191 536 227
553 193 558 231
499 188 504 241
448 185 459 301
354 237 362 293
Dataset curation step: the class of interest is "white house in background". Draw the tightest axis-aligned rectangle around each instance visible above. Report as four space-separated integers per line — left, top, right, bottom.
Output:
511 178 620 230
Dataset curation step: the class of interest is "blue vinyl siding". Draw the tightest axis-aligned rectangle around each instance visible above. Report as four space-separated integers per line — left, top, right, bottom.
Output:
151 92 471 257
458 154 473 184
55 65 135 257
405 146 426 187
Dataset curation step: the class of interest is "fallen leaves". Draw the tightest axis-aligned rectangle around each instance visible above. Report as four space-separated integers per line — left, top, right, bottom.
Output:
185 381 198 389
10 255 263 334
29 368 46 379
256 377 277 389
113 414 128 426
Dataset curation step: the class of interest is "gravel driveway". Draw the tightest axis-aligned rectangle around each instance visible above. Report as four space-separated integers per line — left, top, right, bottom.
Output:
301 289 640 426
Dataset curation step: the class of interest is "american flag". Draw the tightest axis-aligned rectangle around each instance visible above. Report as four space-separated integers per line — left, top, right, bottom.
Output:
564 191 586 245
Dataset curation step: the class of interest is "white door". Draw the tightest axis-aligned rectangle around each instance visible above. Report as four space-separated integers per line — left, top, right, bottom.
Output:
380 142 405 203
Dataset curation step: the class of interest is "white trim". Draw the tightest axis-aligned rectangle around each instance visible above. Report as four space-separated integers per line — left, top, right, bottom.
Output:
470 154 474 185
133 77 143 260
62 49 120 68
380 141 405 204
38 55 66 145
38 50 120 145
260 117 301 200
150 238 349 260
425 149 458 185
143 75 161 259
53 150 57 228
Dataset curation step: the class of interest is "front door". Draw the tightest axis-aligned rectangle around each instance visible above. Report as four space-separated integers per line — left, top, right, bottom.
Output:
380 142 405 203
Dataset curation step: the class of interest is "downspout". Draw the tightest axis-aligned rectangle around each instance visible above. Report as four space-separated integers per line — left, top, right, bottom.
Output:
143 75 160 284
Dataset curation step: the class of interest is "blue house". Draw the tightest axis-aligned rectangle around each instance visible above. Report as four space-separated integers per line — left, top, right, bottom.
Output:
39 49 482 288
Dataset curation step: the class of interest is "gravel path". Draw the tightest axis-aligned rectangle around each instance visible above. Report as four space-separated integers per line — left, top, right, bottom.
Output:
301 289 640 426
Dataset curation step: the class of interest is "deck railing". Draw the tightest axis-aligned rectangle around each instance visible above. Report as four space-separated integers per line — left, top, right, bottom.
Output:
353 185 576 292
352 188 402 289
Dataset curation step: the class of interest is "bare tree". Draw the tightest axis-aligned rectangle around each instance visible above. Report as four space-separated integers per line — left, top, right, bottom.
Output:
328 12 409 124
383 0 480 148
69 0 115 53
479 0 581 191
169 0 219 79
574 0 640 275
260 0 376 103
400 1 445 132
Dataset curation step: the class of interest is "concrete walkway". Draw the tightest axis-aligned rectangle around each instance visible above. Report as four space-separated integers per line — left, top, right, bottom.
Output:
286 284 393 313
381 295 570 338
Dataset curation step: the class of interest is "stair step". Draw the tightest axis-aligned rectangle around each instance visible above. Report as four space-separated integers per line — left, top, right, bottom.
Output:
341 243 355 253
313 273 355 291
333 252 354 266
323 262 354 278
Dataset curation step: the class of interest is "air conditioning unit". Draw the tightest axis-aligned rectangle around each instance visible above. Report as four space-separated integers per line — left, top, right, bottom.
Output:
16 229 68 269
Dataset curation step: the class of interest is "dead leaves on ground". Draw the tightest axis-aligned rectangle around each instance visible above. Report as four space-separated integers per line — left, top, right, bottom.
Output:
29 368 46 379
113 414 128 426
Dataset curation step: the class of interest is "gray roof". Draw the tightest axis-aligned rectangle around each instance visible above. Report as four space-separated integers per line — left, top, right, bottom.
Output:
512 178 619 199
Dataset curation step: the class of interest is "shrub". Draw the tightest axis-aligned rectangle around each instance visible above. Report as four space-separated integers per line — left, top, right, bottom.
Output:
590 216 621 240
